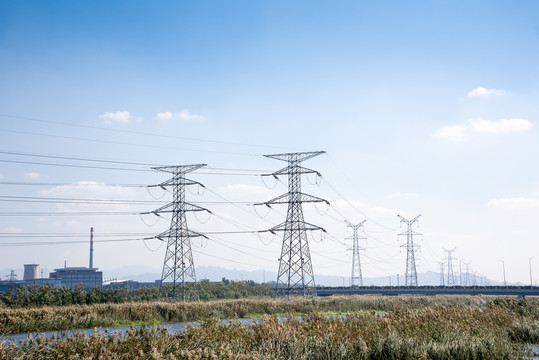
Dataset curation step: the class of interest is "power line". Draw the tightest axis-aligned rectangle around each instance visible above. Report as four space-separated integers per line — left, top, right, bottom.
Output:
0 128 258 157
0 237 155 247
0 149 272 173
0 113 294 151
0 195 164 205
0 232 155 238
0 150 163 167
0 158 151 172
321 175 396 232
0 211 140 216
0 195 256 206
0 181 145 187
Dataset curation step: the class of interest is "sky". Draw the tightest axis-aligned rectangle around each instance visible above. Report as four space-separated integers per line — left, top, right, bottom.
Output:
0 0 538 285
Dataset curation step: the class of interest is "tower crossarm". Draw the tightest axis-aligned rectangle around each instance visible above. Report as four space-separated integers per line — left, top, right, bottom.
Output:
345 219 366 230
151 164 206 174
148 202 212 215
262 165 321 177
268 221 326 234
257 193 329 206
397 214 421 224
400 243 420 249
398 230 422 237
156 228 206 241
151 178 204 188
264 151 325 163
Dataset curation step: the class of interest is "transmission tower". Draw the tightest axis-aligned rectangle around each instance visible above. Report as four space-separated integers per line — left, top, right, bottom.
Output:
439 261 445 286
464 262 471 287
443 247 457 286
346 220 366 287
149 164 210 302
258 151 328 297
397 214 421 287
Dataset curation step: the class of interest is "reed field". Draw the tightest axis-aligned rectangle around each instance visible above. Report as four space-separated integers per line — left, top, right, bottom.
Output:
0 295 487 335
0 296 538 359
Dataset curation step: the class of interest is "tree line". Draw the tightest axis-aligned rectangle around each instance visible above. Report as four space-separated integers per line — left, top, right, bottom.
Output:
0 279 273 307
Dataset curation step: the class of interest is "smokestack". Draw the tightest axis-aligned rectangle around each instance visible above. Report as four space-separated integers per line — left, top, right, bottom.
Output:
89 227 94 269
23 264 39 280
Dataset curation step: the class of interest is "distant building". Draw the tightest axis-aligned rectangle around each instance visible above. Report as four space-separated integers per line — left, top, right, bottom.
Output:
25 278 62 287
23 264 39 280
108 279 160 290
49 267 103 289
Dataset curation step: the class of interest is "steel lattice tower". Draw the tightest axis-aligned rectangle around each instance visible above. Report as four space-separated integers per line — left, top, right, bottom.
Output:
464 262 471 287
259 151 328 297
150 164 210 302
439 261 445 286
346 220 366 287
443 247 457 286
397 214 421 287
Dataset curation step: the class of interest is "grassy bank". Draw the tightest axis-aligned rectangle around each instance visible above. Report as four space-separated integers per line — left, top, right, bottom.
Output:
1 302 538 359
0 295 487 335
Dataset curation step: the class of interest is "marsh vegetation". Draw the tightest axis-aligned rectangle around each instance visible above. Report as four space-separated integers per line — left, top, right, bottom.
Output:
0 295 537 359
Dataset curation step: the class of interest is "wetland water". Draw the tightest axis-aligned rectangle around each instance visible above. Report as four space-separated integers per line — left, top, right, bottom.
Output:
2 317 537 358
0 317 261 345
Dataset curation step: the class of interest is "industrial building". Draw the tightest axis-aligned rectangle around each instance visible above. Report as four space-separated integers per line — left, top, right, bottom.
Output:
49 267 102 289
0 228 103 292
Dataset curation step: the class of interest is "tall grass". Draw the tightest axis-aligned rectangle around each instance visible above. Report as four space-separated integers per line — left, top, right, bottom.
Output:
0 295 488 335
1 304 536 359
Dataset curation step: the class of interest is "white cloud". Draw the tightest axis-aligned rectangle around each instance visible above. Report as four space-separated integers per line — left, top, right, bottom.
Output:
330 199 368 209
434 124 468 142
388 192 420 199
99 111 131 124
155 109 205 122
39 181 137 198
488 197 539 210
467 87 505 98
0 174 3 180
330 199 400 215
2 226 23 233
219 184 270 196
435 118 533 142
469 118 533 134
24 172 40 179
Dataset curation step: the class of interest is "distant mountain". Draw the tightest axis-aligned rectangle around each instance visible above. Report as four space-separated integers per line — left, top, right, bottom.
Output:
101 266 505 287
3 265 507 287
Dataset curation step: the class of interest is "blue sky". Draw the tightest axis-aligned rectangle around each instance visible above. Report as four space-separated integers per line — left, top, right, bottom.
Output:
0 1 538 285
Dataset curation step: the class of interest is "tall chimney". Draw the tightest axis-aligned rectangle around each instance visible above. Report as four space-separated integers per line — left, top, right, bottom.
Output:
89 227 94 269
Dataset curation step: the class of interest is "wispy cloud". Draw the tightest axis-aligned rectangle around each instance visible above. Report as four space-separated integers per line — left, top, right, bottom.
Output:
330 199 401 215
488 197 539 210
434 118 532 142
39 181 136 198
24 172 40 179
155 109 205 122
388 192 420 199
99 111 131 124
434 124 468 142
469 117 533 134
467 87 505 98
2 226 23 233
